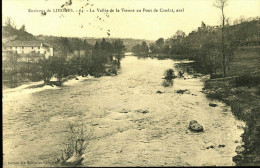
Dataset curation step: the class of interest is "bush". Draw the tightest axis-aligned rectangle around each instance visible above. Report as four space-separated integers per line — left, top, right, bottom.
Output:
108 66 117 75
56 122 92 165
164 69 175 80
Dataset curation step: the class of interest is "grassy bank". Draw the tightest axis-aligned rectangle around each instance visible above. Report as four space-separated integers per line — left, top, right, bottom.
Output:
203 71 260 166
178 46 260 165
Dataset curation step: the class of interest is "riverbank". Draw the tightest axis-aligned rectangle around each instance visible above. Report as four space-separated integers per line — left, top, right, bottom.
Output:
203 71 260 166
2 63 119 91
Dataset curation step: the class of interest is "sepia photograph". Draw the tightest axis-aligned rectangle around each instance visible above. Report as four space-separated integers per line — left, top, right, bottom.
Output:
2 0 260 167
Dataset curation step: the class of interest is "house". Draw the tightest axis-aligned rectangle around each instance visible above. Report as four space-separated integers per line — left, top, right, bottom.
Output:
2 41 54 60
73 50 86 57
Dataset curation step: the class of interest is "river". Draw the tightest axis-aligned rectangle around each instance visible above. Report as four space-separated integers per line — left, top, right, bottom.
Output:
3 56 245 167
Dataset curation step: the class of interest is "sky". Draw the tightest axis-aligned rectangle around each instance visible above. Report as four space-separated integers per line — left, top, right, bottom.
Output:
2 0 260 40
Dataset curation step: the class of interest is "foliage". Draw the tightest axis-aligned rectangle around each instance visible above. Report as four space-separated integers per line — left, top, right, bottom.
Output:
164 68 175 80
147 16 259 78
3 35 127 87
113 39 125 68
162 69 175 87
132 41 149 57
57 122 92 164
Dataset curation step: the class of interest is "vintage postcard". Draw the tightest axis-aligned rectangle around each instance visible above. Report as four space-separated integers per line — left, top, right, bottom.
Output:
2 0 260 167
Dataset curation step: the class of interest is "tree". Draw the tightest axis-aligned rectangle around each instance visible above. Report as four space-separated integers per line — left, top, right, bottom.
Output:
155 38 165 54
39 58 53 83
173 30 186 40
113 39 125 68
214 0 228 77
20 24 26 31
90 41 104 76
149 43 156 54
5 17 12 27
200 42 222 78
50 55 66 84
60 37 70 59
155 38 164 48
132 41 149 57
141 41 149 56
201 21 207 29
5 51 19 87
100 38 112 63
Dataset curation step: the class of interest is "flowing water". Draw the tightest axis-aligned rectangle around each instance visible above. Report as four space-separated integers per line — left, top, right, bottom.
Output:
3 56 245 167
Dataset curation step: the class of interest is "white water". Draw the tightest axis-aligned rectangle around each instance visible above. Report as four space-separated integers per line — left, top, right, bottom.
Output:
3 56 245 167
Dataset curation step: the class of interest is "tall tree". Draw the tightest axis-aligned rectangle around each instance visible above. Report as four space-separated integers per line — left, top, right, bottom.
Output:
5 17 12 27
173 30 186 40
201 21 207 29
214 0 228 77
113 39 125 68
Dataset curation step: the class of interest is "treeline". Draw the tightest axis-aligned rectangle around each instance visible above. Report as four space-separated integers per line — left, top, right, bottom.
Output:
3 38 125 87
132 16 259 78
2 17 36 41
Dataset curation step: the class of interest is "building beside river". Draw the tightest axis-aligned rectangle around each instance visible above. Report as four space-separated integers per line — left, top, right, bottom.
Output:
2 41 54 61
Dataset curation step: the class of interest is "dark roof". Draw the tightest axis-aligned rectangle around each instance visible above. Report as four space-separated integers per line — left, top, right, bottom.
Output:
3 41 53 47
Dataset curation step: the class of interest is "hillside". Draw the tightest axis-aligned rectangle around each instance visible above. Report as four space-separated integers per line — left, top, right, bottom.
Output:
2 26 36 41
2 25 153 52
36 36 153 52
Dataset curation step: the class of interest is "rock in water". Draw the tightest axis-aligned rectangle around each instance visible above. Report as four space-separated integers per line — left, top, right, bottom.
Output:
176 89 188 94
156 90 163 94
209 103 217 107
205 142 216 149
218 144 226 148
119 109 131 113
135 109 149 114
65 154 84 166
75 77 79 80
189 120 204 132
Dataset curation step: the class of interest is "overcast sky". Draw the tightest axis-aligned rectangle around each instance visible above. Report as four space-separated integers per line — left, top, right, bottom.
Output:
2 0 260 40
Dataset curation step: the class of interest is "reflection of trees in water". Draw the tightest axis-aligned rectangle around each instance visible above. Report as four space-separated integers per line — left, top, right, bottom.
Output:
162 79 173 87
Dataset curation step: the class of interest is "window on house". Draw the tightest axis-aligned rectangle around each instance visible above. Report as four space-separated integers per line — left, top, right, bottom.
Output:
38 47 40 49
22 47 24 49
32 47 34 49
10 47 12 49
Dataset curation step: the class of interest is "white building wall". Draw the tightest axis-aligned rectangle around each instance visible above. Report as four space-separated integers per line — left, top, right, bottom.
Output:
4 43 53 59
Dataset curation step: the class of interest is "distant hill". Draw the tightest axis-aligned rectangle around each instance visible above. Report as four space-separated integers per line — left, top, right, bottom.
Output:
2 26 36 41
36 35 153 52
82 37 154 52
2 25 153 52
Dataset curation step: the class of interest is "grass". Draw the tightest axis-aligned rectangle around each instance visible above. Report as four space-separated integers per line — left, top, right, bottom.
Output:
227 47 260 77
